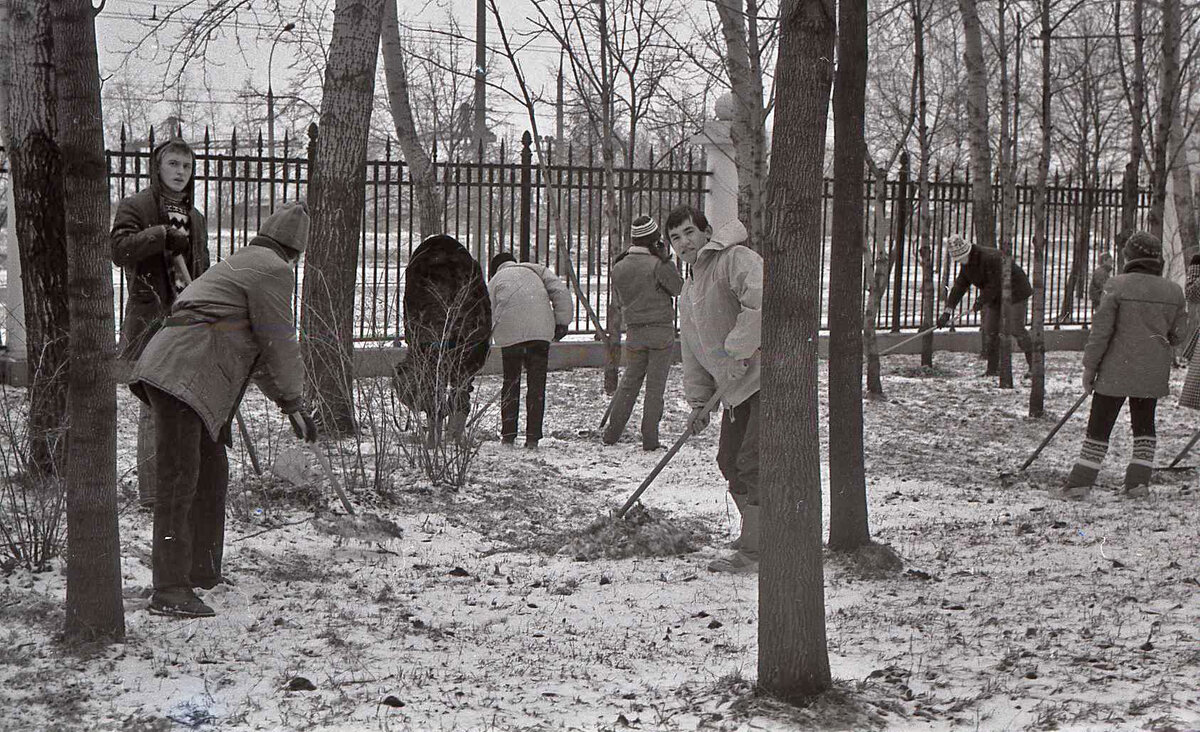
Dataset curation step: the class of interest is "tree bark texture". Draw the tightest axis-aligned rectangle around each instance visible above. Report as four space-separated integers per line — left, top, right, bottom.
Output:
715 0 768 249
1148 0 1180 242
1162 0 1195 283
826 0 870 552
757 0 833 703
53 0 124 641
1029 1 1051 418
380 0 441 241
996 2 1014 389
957 0 995 250
7 0 70 475
1120 0 1146 263
300 0 385 434
914 0 934 367
863 161 891 397
598 0 622 394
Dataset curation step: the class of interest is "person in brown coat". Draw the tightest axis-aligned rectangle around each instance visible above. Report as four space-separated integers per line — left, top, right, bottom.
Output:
1065 231 1187 500
602 215 684 450
129 202 316 618
111 136 211 508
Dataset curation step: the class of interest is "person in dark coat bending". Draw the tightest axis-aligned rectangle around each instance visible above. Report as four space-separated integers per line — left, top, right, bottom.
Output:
129 202 317 618
937 235 1034 376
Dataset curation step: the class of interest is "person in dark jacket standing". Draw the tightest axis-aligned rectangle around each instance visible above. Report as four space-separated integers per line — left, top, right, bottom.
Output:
397 234 492 442
1089 252 1114 314
1065 231 1186 500
937 235 1034 376
602 215 684 450
129 202 316 618
111 136 211 508
488 252 573 448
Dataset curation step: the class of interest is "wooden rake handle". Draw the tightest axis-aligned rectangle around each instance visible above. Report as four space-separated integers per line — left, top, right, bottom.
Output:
1020 391 1089 472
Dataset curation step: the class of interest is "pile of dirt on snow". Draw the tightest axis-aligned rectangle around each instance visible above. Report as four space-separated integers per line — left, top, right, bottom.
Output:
557 503 704 561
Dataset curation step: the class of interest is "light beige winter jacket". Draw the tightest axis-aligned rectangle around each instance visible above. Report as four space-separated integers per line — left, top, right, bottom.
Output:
488 261 573 347
679 221 762 410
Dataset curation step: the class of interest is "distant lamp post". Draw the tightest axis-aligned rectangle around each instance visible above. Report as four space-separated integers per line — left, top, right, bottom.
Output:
267 21 295 206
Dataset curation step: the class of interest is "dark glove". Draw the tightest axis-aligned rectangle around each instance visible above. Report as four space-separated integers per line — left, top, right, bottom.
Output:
553 324 569 342
287 410 318 443
165 227 191 256
936 310 952 328
1191 254 1200 266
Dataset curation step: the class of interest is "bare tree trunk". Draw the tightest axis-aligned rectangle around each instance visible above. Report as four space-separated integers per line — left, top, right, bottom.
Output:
1164 0 1195 284
715 0 768 247
300 0 384 434
598 0 622 394
758 0 833 702
996 1 1014 389
1030 0 1051 417
1148 0 1180 241
914 0 934 366
6 0 70 475
1120 0 1146 259
863 160 892 397
957 0 995 250
53 0 124 642
380 0 441 240
827 0 869 553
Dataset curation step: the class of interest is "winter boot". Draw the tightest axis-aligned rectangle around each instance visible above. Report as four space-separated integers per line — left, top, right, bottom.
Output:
1064 438 1108 500
149 587 215 618
708 505 759 573
1124 436 1155 497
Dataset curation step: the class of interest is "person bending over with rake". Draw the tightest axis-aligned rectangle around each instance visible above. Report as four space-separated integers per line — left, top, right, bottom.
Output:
1064 231 1186 500
129 202 317 618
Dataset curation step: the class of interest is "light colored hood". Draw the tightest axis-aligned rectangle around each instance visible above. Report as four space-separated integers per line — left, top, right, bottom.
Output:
700 220 749 255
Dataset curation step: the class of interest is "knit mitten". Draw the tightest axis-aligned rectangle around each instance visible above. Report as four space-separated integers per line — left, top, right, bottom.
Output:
1067 438 1108 489
1125 436 1156 494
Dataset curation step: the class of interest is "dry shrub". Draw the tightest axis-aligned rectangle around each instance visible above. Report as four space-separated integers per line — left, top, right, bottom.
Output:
0 388 66 572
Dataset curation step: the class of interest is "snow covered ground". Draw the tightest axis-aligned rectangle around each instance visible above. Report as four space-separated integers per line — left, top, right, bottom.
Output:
1 351 1198 731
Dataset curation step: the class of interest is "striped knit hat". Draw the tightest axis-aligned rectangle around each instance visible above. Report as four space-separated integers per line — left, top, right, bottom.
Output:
631 215 660 247
946 235 972 263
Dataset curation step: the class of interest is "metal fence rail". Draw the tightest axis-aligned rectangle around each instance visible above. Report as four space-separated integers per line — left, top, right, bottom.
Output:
1 130 1154 342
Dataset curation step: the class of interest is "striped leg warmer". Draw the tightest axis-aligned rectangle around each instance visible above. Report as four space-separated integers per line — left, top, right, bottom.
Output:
1125 436 1156 491
1067 438 1109 488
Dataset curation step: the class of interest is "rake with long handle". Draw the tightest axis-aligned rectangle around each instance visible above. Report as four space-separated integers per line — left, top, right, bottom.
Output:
173 254 263 475
1165 427 1200 469
877 314 962 357
1020 391 1090 471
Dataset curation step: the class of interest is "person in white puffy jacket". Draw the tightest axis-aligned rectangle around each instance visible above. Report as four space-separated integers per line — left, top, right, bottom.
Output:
488 252 574 448
666 205 762 574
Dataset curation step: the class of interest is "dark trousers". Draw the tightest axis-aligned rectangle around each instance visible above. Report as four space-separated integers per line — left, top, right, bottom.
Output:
982 299 1033 373
716 391 760 506
501 340 550 441
1087 393 1157 441
146 385 229 591
603 326 673 447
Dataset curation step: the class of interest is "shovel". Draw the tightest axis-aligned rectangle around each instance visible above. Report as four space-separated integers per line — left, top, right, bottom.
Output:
1020 391 1089 471
172 255 263 476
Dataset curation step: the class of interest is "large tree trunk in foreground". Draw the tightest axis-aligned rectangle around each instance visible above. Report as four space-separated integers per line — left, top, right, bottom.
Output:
380 0 441 241
53 0 124 642
758 0 833 703
301 0 385 434
958 0 995 250
7 0 70 476
827 0 870 552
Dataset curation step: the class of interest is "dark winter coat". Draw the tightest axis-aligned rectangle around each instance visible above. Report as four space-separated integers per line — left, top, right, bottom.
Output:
129 237 306 442
111 138 211 370
611 246 684 328
945 245 1032 311
402 234 492 376
1084 263 1187 399
1090 263 1113 308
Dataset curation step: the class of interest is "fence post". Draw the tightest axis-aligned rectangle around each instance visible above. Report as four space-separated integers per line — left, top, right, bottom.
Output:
892 151 911 331
520 130 533 261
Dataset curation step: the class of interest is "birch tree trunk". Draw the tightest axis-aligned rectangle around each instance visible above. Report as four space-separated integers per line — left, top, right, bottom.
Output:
300 0 385 434
380 0 441 240
957 0 995 250
758 0 833 702
6 0 70 475
53 0 124 641
1148 0 1180 242
827 0 869 553
715 0 768 247
863 161 892 397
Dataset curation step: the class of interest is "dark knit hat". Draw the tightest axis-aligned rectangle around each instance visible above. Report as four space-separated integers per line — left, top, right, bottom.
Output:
1123 230 1162 263
631 215 660 247
260 201 310 253
489 251 516 279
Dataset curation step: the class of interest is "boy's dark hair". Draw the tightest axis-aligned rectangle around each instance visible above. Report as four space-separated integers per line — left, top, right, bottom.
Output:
489 251 517 279
664 205 708 234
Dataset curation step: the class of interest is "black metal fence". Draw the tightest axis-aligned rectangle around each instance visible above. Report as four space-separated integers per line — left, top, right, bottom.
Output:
1 131 1155 342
